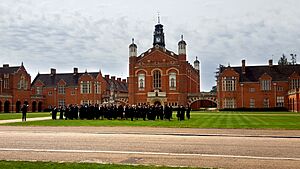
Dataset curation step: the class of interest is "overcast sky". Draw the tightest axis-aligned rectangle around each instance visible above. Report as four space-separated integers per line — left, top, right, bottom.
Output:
1 0 300 91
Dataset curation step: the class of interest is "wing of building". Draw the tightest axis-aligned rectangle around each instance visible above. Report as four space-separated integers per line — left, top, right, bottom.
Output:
31 68 128 111
217 59 300 111
128 21 200 106
0 63 31 113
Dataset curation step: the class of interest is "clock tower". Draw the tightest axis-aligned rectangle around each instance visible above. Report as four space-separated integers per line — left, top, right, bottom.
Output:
153 16 165 47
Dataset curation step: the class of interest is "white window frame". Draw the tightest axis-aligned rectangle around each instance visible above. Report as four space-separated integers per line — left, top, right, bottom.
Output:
276 96 284 107
58 99 65 107
58 85 65 94
81 81 91 94
169 72 176 90
250 98 255 108
153 70 161 89
138 74 145 90
261 80 271 91
222 77 236 91
223 98 235 109
263 98 269 108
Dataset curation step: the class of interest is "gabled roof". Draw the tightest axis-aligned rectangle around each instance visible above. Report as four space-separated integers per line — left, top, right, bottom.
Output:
137 46 178 61
220 64 300 82
103 78 128 92
0 66 20 74
32 72 128 92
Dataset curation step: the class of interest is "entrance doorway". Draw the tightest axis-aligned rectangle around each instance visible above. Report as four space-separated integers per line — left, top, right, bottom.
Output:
16 101 21 113
32 101 37 112
4 101 10 113
154 101 161 106
38 102 43 112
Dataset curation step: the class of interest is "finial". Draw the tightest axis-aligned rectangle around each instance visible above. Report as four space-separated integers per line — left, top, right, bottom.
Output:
85 69 87 73
196 56 198 60
132 38 134 44
181 35 184 41
157 12 160 24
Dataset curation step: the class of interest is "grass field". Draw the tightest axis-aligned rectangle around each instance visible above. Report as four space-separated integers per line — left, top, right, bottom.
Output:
0 112 50 120
0 161 208 169
2 111 300 130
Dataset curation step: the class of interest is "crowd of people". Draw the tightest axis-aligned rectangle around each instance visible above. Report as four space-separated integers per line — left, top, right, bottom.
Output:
51 104 191 121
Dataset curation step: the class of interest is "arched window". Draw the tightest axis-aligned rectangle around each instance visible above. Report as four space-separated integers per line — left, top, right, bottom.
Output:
153 70 161 89
169 72 176 89
138 74 145 90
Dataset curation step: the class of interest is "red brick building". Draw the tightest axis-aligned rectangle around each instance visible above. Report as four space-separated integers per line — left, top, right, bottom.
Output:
0 63 31 113
31 68 128 111
128 21 200 106
217 59 300 111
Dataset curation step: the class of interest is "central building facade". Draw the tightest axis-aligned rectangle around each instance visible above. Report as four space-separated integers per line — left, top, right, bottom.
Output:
128 21 200 106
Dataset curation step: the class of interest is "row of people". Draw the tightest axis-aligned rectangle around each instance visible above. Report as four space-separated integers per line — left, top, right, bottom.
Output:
51 104 191 121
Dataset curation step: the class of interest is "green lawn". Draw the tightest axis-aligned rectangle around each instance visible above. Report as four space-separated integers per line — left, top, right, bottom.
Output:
2 111 300 130
0 161 208 169
0 112 51 120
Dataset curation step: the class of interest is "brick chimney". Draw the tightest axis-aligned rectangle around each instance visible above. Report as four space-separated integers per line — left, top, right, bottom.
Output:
269 59 273 67
3 64 9 68
50 68 56 76
242 60 246 74
105 75 109 79
111 76 116 81
73 67 78 74
122 79 127 83
117 78 121 82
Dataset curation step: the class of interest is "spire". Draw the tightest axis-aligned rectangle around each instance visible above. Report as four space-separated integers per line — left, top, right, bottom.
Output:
194 56 199 63
194 56 200 70
157 12 160 24
21 61 24 66
181 35 183 41
132 38 134 44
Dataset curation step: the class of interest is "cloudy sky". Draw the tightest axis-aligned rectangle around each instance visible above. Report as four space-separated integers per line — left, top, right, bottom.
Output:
1 0 300 91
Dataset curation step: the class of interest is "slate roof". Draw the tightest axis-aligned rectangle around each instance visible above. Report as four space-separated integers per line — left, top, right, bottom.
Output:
220 64 300 82
0 66 20 74
137 46 178 60
32 72 128 92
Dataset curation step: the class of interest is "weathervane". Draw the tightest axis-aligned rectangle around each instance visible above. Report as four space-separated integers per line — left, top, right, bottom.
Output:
157 12 160 24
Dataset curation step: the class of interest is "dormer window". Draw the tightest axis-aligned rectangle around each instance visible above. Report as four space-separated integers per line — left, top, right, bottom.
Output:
222 77 236 91
58 85 65 94
18 75 27 90
81 81 91 94
36 86 42 95
260 80 271 91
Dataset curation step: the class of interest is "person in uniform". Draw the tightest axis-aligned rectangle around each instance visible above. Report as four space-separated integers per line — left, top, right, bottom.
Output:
21 104 28 122
59 105 64 120
51 106 58 120
186 104 191 120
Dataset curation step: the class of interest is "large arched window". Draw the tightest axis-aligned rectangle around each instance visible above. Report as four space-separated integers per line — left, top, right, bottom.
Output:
18 75 27 90
169 72 176 90
138 73 145 90
153 70 161 89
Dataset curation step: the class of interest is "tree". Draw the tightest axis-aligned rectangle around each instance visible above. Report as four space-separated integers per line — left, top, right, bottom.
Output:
278 54 290 65
291 54 297 65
